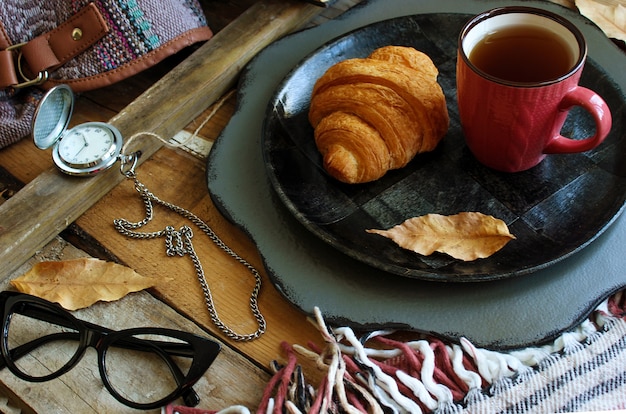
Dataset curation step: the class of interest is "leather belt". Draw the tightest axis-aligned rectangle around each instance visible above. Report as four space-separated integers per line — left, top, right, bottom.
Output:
0 3 109 89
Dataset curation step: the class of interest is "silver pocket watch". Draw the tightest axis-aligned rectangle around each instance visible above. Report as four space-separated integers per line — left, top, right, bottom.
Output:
32 84 124 176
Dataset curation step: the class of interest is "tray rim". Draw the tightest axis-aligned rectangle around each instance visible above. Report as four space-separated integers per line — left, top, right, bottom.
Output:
261 12 626 282
207 0 626 349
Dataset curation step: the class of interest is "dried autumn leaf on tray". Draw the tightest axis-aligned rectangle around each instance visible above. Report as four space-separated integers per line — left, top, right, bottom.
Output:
576 0 626 43
11 258 161 310
367 212 515 261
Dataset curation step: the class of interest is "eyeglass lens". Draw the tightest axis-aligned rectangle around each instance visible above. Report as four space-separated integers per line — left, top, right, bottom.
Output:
6 307 81 378
104 333 194 405
6 301 198 407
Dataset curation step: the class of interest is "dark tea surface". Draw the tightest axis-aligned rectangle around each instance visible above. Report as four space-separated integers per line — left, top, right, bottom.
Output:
469 25 575 83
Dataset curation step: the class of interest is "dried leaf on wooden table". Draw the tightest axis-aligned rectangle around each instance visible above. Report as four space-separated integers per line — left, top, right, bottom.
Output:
11 258 163 310
367 212 516 261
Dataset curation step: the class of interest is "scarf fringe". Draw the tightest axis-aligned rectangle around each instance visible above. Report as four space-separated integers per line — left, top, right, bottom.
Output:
257 292 626 414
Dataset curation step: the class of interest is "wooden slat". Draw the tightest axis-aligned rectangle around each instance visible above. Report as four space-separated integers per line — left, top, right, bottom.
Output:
0 0 324 281
75 144 327 384
0 240 270 414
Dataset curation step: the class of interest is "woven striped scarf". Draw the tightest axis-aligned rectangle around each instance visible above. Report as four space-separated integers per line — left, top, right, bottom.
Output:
253 291 626 413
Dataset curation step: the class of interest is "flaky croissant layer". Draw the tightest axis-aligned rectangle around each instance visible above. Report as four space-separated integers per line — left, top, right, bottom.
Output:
308 46 449 184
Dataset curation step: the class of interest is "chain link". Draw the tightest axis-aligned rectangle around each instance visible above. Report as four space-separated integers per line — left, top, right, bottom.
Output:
114 167 266 341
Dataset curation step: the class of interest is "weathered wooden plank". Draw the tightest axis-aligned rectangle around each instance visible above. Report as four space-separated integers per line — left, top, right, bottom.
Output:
0 240 270 414
0 0 324 281
75 145 327 384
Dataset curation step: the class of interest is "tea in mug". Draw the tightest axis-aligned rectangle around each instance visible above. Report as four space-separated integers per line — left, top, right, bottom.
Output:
469 25 576 83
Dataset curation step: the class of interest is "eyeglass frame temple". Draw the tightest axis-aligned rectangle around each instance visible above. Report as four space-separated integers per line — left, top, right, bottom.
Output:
0 292 220 409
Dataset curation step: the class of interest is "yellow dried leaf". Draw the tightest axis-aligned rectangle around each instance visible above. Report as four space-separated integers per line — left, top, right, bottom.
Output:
11 258 161 310
367 212 515 261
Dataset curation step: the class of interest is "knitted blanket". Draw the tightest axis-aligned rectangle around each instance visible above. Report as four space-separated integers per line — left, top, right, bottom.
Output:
253 291 626 413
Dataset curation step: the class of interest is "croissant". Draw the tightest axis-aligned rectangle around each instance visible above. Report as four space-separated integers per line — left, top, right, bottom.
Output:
308 46 449 184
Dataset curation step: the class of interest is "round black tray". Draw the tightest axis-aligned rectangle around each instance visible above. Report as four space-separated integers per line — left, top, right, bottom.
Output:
207 0 626 349
262 13 626 282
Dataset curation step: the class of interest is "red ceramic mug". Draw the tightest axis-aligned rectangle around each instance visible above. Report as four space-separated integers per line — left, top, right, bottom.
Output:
456 7 612 173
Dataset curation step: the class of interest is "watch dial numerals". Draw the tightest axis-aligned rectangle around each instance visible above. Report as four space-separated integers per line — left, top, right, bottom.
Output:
57 123 119 169
60 147 74 161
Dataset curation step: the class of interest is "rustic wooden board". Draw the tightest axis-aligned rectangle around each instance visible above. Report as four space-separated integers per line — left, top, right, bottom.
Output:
0 0 325 281
0 240 270 414
75 143 326 382
0 3 355 411
1 1 589 412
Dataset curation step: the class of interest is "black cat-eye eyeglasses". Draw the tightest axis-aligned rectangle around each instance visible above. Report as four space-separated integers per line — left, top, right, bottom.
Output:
0 291 221 410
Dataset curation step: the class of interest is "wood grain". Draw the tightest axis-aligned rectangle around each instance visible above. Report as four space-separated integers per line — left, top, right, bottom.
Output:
0 0 324 281
0 1 588 412
75 143 326 383
0 240 270 414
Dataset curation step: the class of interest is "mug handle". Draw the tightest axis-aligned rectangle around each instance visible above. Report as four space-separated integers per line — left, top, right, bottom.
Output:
543 87 612 154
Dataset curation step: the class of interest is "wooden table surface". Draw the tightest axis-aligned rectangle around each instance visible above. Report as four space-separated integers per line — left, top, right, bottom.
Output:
0 0 608 413
0 1 361 412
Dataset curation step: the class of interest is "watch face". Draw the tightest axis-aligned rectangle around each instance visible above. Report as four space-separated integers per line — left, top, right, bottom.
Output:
52 122 123 176
57 124 117 167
